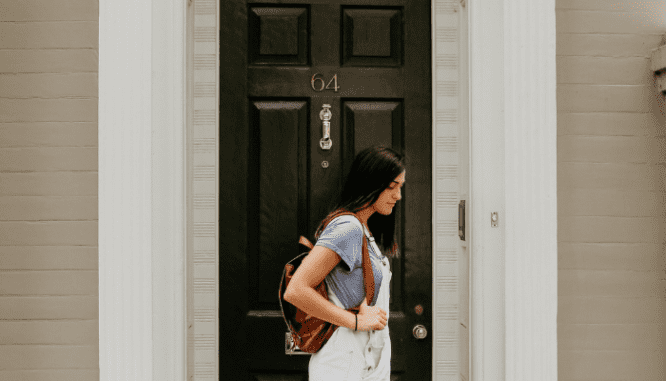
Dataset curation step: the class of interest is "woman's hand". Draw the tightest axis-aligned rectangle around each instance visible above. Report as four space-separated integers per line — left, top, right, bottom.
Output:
356 297 387 331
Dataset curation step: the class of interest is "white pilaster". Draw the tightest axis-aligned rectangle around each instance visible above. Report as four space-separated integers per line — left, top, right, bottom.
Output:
151 0 187 379
469 0 558 379
99 0 153 378
99 0 187 379
468 0 506 377
503 0 558 379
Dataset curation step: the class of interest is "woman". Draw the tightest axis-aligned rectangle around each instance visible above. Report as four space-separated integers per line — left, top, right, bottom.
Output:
283 146 405 381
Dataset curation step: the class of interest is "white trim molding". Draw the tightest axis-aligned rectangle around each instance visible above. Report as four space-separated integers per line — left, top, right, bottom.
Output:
502 0 558 379
469 0 558 380
189 0 219 379
431 0 467 379
99 0 188 379
151 0 188 379
468 0 506 377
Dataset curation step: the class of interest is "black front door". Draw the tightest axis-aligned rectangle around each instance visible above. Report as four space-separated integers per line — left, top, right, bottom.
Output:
220 1 432 379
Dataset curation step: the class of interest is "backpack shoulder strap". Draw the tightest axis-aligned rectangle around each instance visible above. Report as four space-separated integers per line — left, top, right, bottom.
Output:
299 236 314 250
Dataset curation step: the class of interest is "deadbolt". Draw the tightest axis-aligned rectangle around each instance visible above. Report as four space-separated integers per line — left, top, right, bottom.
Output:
413 324 428 340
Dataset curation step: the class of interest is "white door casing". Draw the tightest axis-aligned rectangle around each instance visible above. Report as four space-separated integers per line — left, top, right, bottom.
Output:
431 0 470 379
98 0 557 380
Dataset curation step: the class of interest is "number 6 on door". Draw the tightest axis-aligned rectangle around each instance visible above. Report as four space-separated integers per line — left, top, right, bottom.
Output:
311 73 340 92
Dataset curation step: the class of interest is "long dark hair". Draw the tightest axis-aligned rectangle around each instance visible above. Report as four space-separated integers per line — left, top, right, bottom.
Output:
315 146 405 257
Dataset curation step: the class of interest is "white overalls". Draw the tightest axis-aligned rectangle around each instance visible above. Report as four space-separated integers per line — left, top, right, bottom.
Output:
309 224 392 381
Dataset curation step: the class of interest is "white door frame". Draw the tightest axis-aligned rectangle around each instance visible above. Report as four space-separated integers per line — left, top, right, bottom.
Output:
98 0 557 380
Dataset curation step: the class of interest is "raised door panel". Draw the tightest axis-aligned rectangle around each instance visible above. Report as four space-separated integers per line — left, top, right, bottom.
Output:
248 6 310 65
341 7 403 67
248 100 309 309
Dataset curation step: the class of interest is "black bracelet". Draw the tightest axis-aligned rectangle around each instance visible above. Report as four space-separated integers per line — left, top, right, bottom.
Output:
355 315 358 331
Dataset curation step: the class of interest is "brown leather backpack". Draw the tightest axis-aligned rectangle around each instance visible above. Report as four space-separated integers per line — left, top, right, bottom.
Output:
278 211 375 354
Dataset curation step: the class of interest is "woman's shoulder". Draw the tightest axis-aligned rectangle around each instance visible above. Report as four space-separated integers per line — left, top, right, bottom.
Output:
319 215 364 240
327 215 363 231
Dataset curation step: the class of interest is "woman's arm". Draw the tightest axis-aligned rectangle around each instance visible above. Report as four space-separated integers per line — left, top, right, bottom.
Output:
283 245 386 331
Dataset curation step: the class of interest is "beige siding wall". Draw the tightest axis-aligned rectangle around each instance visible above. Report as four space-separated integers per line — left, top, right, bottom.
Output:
557 1 666 380
0 1 98 380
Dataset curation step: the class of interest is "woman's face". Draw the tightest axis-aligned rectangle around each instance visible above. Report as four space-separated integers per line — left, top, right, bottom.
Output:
372 171 405 215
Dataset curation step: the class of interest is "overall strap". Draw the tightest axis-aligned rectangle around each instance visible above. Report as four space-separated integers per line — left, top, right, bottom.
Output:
299 210 375 306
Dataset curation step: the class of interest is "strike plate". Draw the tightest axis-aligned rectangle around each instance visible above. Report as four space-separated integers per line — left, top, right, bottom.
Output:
491 212 499 227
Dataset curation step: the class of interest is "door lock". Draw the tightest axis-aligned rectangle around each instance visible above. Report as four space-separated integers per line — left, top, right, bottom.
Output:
413 324 428 340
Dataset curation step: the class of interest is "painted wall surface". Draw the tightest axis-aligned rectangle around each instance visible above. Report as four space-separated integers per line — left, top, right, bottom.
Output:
557 1 666 379
0 0 99 379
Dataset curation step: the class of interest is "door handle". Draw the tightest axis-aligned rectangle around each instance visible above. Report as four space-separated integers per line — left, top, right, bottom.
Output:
319 104 332 150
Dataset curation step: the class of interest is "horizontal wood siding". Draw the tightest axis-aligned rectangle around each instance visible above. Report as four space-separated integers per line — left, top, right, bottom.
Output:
557 1 666 380
0 0 99 379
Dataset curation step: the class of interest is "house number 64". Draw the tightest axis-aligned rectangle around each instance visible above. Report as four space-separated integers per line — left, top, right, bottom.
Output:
311 73 340 92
